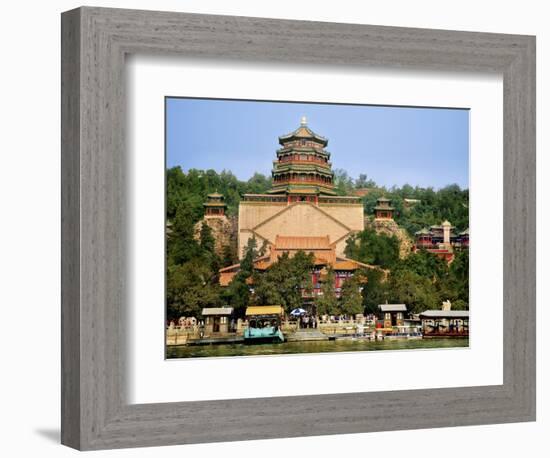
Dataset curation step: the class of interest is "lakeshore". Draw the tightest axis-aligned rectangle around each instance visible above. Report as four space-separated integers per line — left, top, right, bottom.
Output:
167 337 469 358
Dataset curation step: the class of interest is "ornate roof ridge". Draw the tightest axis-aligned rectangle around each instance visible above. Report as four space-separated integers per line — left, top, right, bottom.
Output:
278 118 328 145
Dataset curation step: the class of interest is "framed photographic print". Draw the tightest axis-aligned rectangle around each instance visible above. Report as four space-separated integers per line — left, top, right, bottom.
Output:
164 97 471 360
61 6 536 450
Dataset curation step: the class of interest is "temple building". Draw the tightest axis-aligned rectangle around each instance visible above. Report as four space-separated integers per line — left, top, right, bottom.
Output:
218 235 372 302
373 197 395 220
268 116 336 199
237 117 364 259
193 192 234 258
413 220 469 262
203 192 227 216
216 117 373 306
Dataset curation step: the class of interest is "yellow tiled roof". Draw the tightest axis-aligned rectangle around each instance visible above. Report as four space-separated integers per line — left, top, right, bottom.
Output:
254 260 273 270
245 306 284 316
274 235 331 250
333 260 361 270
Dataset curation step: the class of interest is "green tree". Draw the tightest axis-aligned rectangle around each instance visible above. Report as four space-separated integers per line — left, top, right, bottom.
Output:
198 221 220 273
452 299 468 310
221 243 238 268
246 172 273 194
339 275 364 316
167 203 202 265
240 236 258 276
437 250 469 305
450 250 469 289
251 270 282 306
166 166 272 217
165 165 470 323
395 250 447 281
270 251 315 312
387 269 439 314
345 228 400 268
250 251 314 313
289 251 315 300
355 173 376 188
316 267 338 316
199 222 215 253
223 275 250 317
166 259 221 321
362 269 389 314
333 168 354 195
258 239 269 257
224 237 258 317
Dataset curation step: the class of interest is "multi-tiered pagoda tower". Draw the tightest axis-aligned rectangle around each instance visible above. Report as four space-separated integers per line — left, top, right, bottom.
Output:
268 116 336 202
237 117 363 259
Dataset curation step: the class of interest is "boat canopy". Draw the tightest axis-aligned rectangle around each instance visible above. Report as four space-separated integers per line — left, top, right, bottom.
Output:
245 305 284 316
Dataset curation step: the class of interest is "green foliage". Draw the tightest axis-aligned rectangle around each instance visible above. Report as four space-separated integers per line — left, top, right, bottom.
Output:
240 236 258 277
385 269 440 314
168 205 197 262
333 168 355 196
394 250 447 280
223 237 258 317
450 250 469 287
250 271 281 307
452 299 468 310
393 184 469 236
166 259 221 321
165 166 469 321
258 239 269 257
166 166 271 218
221 243 238 268
246 172 273 195
355 173 377 189
358 183 469 236
166 171 230 320
222 275 250 318
199 222 215 253
361 250 469 315
362 269 388 314
344 228 400 268
440 250 469 304
316 267 338 316
251 251 315 313
328 170 469 237
339 275 364 316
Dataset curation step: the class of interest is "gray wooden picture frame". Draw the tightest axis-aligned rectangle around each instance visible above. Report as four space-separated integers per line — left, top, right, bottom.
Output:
61 6 536 451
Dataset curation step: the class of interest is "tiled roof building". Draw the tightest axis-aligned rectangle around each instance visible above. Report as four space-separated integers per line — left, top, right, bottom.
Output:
238 117 364 259
218 235 377 299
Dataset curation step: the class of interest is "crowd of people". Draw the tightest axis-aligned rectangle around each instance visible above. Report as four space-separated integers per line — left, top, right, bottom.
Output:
297 314 317 329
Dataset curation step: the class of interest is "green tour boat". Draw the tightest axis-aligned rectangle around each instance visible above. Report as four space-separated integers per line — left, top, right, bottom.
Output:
244 306 285 343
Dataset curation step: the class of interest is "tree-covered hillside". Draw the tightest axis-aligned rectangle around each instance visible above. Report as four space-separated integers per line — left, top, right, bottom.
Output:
333 169 469 235
168 166 469 236
166 167 469 320
167 167 272 222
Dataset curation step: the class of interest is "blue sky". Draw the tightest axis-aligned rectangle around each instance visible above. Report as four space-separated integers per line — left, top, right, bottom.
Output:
166 97 469 189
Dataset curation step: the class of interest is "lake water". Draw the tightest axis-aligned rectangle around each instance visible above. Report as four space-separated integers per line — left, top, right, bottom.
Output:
166 338 469 359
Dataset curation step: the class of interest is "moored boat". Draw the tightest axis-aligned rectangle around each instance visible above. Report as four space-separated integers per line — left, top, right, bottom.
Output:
244 305 285 343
